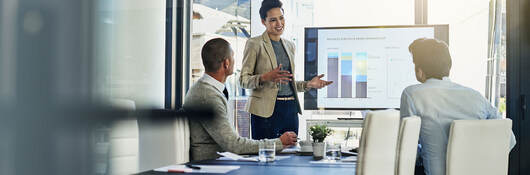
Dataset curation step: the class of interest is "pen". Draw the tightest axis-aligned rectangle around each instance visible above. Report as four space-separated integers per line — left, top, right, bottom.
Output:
186 164 201 170
167 169 187 173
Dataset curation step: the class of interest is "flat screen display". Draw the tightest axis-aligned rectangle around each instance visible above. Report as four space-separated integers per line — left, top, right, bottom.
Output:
304 25 449 110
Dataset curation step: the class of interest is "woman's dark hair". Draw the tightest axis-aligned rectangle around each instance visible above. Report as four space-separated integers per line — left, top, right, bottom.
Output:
259 0 284 20
408 38 452 79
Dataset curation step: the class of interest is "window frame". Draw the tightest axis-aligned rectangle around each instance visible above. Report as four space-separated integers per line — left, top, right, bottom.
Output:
168 0 191 109
165 0 174 109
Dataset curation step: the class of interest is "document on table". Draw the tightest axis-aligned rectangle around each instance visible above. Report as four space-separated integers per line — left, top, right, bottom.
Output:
217 152 292 161
154 165 240 174
280 146 300 153
341 156 357 162
217 152 259 161
309 157 357 165
217 156 291 161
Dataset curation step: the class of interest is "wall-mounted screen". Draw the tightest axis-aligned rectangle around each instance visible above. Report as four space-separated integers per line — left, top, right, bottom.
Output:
304 25 449 110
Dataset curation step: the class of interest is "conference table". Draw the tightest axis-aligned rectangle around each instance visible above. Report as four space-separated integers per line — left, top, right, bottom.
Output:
138 153 357 175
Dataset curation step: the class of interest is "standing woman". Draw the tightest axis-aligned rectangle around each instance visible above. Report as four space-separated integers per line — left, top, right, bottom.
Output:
239 0 332 140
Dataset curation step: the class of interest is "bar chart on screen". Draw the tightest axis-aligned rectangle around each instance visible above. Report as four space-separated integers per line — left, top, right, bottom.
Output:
307 25 447 109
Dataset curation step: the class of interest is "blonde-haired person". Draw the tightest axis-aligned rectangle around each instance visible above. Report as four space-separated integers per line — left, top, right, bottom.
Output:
400 38 516 175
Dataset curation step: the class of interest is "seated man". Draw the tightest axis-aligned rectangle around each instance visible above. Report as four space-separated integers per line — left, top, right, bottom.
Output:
183 38 298 161
400 38 516 175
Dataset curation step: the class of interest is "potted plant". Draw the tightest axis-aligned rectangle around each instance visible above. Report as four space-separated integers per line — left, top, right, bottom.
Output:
309 125 332 160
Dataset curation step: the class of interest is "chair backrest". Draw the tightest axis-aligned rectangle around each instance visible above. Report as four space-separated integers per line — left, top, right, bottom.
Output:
109 99 139 175
356 110 401 175
395 117 421 175
446 119 512 175
174 116 190 163
138 109 190 171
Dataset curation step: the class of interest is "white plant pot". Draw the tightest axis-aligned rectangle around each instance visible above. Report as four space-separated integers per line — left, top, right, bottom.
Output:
312 142 326 160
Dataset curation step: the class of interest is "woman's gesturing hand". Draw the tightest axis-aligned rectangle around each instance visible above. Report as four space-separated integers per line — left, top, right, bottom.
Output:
260 64 292 84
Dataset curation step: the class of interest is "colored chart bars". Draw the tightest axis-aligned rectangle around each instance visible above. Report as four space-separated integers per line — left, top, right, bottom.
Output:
355 52 367 98
327 51 368 98
341 52 353 98
327 51 339 98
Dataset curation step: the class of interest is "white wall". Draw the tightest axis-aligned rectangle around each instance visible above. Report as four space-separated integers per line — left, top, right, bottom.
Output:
313 0 414 26
429 0 489 95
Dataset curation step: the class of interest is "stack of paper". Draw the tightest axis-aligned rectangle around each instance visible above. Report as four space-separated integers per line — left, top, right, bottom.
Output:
280 146 300 153
154 165 240 173
341 156 357 162
217 152 292 161
217 152 259 161
309 158 357 165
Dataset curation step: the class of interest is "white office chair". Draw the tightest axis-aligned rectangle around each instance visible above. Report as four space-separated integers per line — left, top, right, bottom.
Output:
138 110 190 171
356 110 401 175
108 99 139 175
395 116 421 175
446 119 513 175
174 115 190 163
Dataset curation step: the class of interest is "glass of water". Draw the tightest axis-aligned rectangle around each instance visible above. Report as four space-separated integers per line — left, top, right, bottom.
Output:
326 142 342 161
277 65 286 89
259 141 276 162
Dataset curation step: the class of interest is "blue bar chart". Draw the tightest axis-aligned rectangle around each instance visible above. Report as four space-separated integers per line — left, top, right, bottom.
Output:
341 52 353 98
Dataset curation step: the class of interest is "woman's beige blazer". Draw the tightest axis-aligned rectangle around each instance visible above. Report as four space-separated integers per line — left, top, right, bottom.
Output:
239 32 308 118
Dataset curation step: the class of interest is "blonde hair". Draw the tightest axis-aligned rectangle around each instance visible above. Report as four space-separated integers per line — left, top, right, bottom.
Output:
408 38 452 79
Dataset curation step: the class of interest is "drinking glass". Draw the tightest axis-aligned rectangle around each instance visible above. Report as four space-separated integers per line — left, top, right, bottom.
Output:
278 65 286 89
326 142 342 161
259 141 276 162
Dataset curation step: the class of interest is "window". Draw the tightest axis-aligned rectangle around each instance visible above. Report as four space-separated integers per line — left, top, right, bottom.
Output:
93 0 167 109
190 0 251 137
190 0 416 139
257 0 414 141
186 0 507 140
490 0 507 117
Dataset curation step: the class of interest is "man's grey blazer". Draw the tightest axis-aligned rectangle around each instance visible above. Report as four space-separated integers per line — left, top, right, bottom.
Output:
183 76 282 161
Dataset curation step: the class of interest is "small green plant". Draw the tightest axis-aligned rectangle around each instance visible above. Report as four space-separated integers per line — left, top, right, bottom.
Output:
309 125 332 143
498 97 506 115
